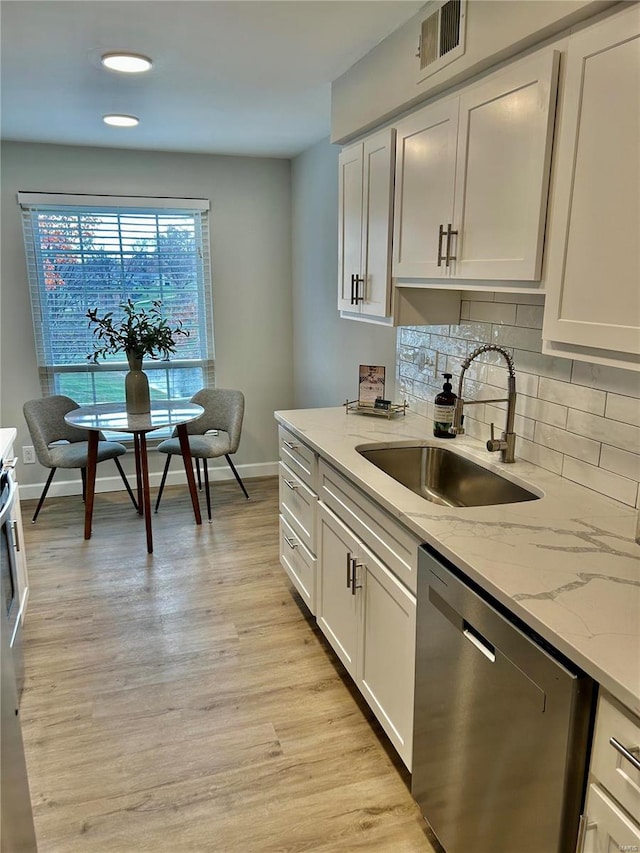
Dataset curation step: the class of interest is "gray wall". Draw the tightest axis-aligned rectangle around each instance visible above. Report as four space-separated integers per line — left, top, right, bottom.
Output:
291 138 397 408
1 141 293 495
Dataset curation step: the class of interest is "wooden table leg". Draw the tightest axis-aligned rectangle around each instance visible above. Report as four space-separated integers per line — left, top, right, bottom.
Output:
177 423 202 525
133 433 143 515
138 432 153 554
84 431 98 540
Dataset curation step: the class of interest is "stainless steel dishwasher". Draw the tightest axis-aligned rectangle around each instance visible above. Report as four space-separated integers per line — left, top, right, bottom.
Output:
412 545 595 853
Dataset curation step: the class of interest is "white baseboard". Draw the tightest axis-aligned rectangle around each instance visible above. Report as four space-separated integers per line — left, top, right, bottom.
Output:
18 461 278 501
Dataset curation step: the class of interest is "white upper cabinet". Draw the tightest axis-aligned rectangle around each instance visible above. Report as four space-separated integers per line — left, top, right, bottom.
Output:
338 127 395 320
542 5 640 369
393 98 459 279
393 48 559 282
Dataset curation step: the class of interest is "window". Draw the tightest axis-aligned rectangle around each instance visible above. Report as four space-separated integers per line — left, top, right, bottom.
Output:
19 192 214 405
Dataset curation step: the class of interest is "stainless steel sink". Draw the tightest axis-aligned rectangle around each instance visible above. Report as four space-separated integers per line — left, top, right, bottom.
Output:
357 443 541 507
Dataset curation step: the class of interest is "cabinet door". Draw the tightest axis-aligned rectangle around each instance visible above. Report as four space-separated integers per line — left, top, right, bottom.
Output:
317 504 360 677
452 50 559 280
543 6 640 357
357 544 416 770
361 128 395 318
583 784 640 853
337 142 364 312
393 98 458 278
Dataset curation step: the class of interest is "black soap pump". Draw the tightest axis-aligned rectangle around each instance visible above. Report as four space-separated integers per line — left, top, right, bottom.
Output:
433 373 457 438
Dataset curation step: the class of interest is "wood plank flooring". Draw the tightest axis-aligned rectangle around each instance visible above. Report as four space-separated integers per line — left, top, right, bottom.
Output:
19 476 440 853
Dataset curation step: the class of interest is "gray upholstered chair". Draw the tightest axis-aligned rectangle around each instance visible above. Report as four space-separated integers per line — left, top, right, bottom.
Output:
23 395 137 522
154 388 249 521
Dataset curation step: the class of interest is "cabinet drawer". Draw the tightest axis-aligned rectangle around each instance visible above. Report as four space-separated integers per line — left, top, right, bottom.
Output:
590 692 640 823
318 459 420 595
279 462 317 554
278 426 317 490
279 514 316 615
583 783 640 852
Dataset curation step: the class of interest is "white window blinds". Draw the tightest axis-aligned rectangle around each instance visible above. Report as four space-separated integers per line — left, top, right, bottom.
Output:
18 193 215 405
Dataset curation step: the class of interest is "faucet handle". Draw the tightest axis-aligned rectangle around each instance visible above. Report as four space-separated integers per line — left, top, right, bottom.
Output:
486 422 505 453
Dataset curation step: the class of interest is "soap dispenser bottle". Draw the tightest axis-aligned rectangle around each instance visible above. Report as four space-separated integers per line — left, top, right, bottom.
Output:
433 373 457 438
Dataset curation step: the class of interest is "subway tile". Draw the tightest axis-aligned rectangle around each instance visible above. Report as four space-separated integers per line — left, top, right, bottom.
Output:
466 291 495 302
515 304 544 329
512 349 572 382
571 361 640 397
497 292 545 305
444 355 465 378
600 444 640 483
399 328 430 347
562 457 638 507
566 409 640 452
605 393 640 428
424 324 452 337
468 301 517 325
431 335 469 358
534 422 601 465
538 377 606 416
517 394 568 428
485 404 535 441
517 438 563 474
450 320 493 342
486 363 538 397
397 345 421 364
492 324 542 353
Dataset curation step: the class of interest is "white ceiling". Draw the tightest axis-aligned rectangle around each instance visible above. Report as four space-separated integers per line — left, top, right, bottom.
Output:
0 0 423 158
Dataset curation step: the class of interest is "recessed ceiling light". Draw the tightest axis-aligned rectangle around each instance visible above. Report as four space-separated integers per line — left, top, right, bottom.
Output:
101 52 152 74
103 114 139 128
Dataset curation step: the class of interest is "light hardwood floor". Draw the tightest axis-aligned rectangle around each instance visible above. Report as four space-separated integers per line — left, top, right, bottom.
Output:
19 476 439 853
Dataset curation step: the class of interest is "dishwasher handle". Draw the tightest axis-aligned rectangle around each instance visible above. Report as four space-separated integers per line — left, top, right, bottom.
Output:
463 621 496 663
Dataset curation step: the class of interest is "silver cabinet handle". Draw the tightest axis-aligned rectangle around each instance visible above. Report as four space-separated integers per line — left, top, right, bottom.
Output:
437 224 445 267
10 519 20 552
576 814 597 853
283 440 299 451
346 552 352 589
284 479 300 491
445 223 458 267
283 534 298 550
610 736 640 772
351 561 363 596
353 275 364 303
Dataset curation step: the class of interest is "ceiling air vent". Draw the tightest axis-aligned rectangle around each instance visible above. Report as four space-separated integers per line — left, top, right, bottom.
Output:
416 0 467 84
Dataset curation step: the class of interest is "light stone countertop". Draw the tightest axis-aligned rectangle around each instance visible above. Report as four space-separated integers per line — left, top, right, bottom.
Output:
0 428 18 462
275 407 640 716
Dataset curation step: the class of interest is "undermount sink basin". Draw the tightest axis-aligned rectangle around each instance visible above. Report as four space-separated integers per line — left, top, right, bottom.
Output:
357 442 541 508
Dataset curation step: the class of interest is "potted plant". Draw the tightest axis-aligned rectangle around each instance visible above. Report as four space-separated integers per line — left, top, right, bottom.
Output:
86 299 189 414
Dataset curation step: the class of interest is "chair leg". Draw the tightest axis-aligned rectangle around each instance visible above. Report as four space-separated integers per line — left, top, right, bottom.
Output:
154 455 172 513
203 461 212 522
32 468 57 522
225 455 249 499
81 467 86 502
196 458 202 491
113 457 138 511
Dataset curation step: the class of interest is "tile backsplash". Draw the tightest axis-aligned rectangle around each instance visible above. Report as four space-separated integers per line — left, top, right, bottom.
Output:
396 292 640 508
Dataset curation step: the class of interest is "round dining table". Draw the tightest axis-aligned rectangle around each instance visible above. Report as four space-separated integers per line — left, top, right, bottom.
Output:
64 401 204 554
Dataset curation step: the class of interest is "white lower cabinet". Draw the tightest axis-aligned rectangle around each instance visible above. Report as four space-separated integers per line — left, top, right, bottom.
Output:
579 691 640 852
278 427 318 614
582 785 640 853
317 501 416 770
